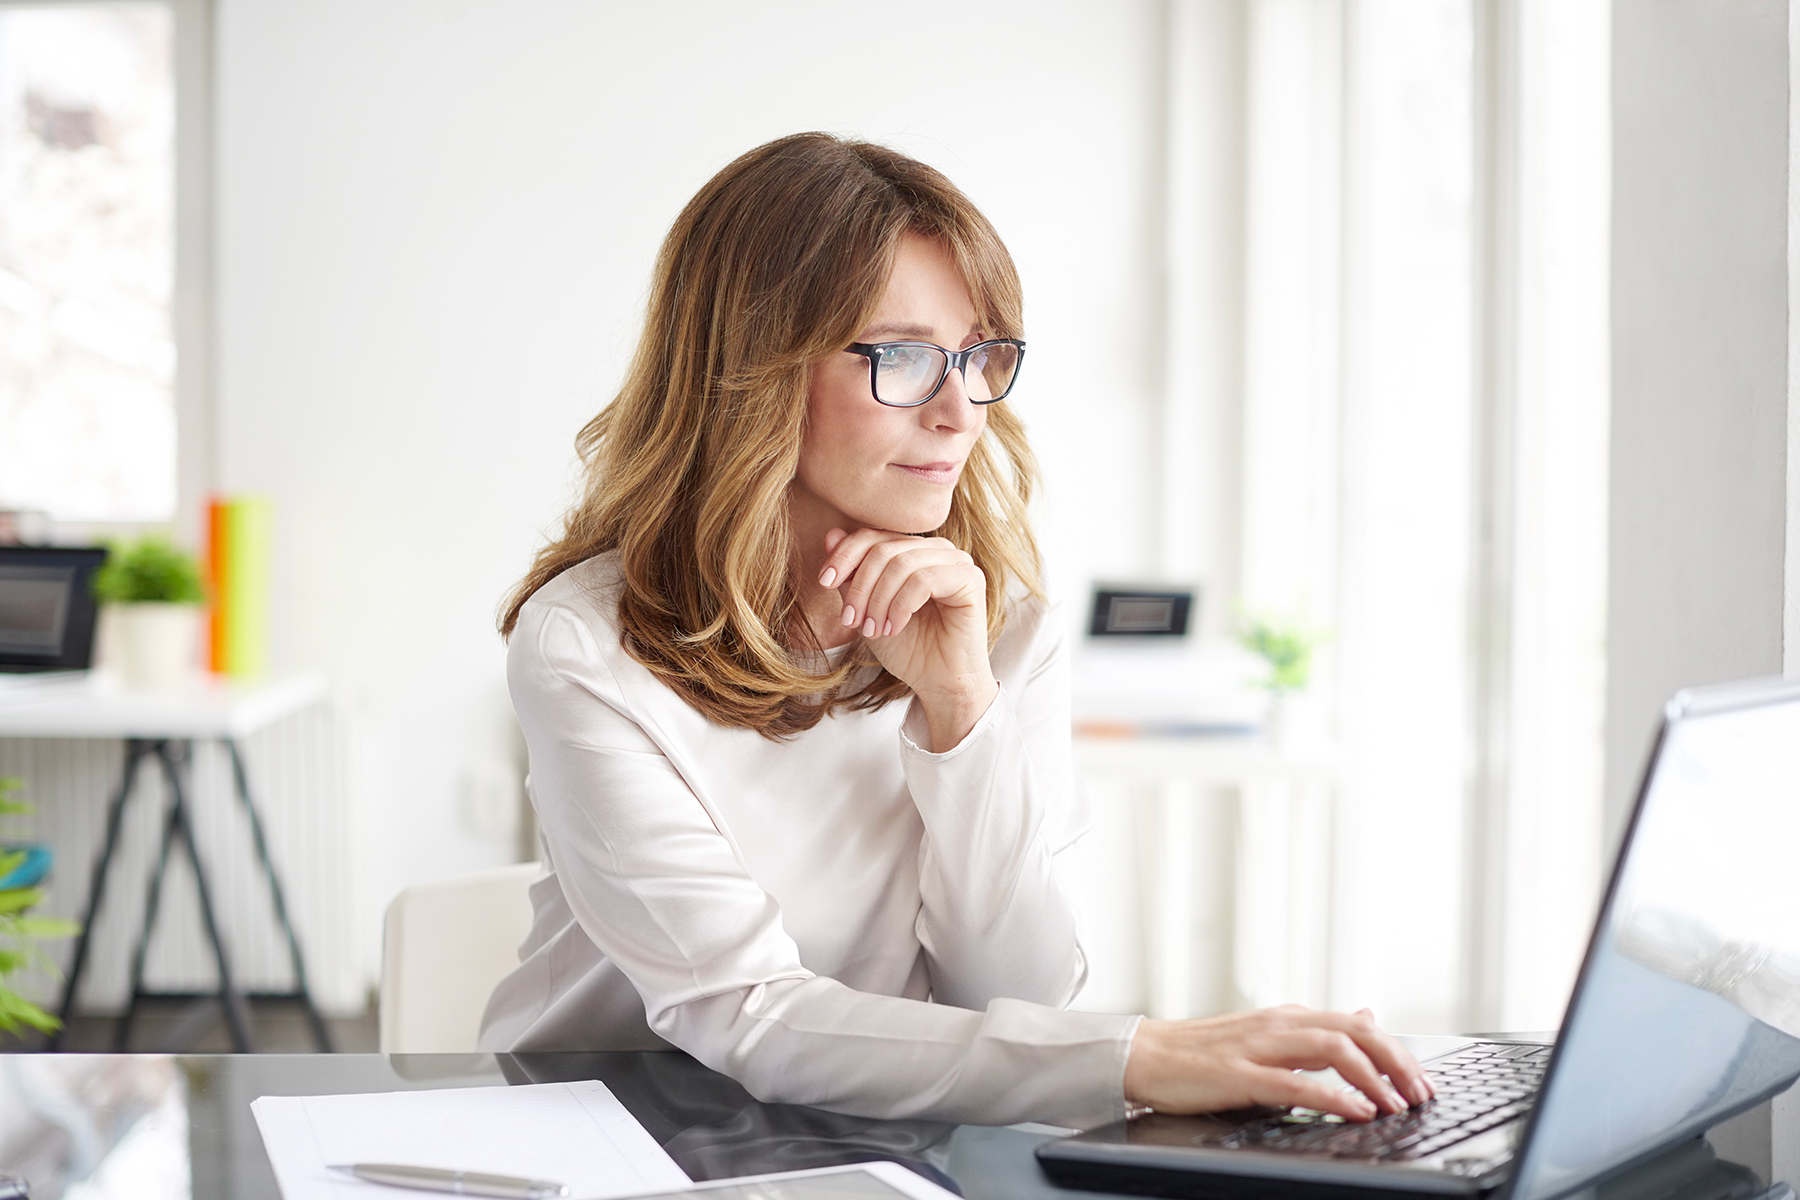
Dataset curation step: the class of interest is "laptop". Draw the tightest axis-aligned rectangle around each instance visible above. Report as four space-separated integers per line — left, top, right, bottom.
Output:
1038 676 1800 1199
0 545 106 673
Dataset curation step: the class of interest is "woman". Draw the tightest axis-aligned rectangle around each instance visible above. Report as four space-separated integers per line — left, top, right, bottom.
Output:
480 132 1431 1128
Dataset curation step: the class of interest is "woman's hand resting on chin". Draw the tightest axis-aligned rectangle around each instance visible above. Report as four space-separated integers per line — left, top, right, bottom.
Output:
1125 1005 1436 1121
818 526 996 752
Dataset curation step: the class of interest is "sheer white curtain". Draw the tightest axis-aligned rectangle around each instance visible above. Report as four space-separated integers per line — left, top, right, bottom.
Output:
1232 0 1607 1033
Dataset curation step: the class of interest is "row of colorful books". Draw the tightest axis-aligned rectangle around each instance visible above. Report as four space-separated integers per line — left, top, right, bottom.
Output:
206 495 271 677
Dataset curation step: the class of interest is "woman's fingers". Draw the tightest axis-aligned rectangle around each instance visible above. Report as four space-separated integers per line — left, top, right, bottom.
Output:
860 550 977 638
1124 1005 1431 1122
1241 1064 1379 1122
817 527 909 614
1253 1026 1407 1115
1307 1009 1433 1105
817 527 892 602
820 531 972 636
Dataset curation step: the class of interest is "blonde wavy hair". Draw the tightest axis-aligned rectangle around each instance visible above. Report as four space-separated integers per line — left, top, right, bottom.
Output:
501 132 1042 738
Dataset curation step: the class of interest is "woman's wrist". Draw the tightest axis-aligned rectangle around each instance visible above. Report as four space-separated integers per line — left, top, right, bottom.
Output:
1123 1018 1170 1106
917 676 999 752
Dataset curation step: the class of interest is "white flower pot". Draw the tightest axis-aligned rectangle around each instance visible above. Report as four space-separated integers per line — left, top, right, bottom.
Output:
1263 691 1322 751
114 603 200 690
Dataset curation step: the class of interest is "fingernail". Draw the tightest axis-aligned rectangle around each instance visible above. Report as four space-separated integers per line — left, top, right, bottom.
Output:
842 605 857 627
863 617 876 637
1388 1087 1407 1112
819 567 836 587
1355 1097 1377 1119
883 620 893 637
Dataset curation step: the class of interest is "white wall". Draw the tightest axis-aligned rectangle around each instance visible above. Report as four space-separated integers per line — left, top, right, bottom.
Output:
1607 0 1789 842
212 0 1178 996
1609 0 1795 1183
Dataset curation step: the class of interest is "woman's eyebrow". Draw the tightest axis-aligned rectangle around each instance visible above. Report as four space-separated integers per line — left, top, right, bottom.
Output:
856 321 988 344
857 322 937 341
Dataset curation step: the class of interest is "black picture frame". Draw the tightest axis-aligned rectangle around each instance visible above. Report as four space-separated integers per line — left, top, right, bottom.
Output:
0 545 108 672
1087 585 1196 638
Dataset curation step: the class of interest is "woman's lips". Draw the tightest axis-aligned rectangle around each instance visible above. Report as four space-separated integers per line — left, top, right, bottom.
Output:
893 461 958 483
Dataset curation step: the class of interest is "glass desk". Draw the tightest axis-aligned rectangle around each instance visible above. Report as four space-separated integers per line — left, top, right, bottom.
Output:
0 1051 1098 1200
0 1050 1780 1200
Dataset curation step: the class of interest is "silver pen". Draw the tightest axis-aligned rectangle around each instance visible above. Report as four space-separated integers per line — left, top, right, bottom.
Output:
328 1162 570 1198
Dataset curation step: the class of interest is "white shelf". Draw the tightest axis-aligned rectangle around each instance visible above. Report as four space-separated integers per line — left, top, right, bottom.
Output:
0 670 328 740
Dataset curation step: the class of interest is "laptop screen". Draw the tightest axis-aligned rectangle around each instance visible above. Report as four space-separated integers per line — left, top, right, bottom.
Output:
0 546 106 672
1510 684 1800 1199
0 563 76 657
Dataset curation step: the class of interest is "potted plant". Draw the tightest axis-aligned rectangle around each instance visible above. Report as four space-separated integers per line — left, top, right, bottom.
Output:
91 536 207 689
0 776 78 1040
1237 612 1324 748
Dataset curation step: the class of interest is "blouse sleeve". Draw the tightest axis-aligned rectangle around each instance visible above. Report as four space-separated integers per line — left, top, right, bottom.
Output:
509 598 1137 1129
899 598 1092 1012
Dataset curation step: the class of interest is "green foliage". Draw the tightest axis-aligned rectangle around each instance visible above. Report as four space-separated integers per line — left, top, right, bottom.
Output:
91 535 206 605
1238 614 1323 695
0 777 79 1036
0 776 24 817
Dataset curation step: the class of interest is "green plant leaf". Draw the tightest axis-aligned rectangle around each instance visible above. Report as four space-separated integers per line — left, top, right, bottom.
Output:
0 987 59 1033
1236 613 1324 694
91 536 207 605
0 777 81 1034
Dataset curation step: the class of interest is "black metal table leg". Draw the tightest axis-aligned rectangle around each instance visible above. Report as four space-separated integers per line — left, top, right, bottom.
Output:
114 774 185 1052
153 741 254 1052
51 739 152 1049
225 738 333 1051
55 728 332 1053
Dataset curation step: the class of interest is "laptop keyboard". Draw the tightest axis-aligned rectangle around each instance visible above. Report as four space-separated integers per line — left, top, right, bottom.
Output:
1215 1042 1549 1161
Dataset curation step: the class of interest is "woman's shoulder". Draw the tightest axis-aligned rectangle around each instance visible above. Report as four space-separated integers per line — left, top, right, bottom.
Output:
508 551 632 680
528 550 625 616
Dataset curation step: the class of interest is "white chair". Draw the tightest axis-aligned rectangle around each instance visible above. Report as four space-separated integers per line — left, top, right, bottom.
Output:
379 862 541 1053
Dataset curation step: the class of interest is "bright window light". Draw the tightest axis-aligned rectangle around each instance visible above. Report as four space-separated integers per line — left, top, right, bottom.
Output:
0 4 175 522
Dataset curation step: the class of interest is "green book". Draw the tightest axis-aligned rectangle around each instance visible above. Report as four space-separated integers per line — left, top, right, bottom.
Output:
224 496 272 679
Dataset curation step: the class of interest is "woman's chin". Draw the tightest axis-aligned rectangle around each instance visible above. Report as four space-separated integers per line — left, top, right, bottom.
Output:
860 504 953 536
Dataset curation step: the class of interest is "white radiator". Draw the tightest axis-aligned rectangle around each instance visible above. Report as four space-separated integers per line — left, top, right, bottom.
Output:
0 699 365 1016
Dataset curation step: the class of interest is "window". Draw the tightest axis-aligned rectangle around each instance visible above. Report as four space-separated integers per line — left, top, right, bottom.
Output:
0 3 176 522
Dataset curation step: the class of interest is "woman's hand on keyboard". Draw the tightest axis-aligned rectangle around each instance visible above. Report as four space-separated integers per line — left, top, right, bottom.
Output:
1123 1005 1436 1121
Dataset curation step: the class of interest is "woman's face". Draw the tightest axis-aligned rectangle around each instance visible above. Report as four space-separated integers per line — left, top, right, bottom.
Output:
794 234 989 537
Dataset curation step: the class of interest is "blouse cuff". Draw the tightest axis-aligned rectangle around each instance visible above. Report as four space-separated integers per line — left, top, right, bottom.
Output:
898 682 1007 761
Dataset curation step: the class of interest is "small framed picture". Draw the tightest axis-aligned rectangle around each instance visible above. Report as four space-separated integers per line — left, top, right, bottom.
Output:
1087 585 1195 638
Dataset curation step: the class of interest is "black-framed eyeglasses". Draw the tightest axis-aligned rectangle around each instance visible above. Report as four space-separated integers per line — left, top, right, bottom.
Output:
844 338 1026 407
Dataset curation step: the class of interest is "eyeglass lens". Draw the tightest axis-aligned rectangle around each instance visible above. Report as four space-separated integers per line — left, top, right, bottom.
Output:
873 342 1020 406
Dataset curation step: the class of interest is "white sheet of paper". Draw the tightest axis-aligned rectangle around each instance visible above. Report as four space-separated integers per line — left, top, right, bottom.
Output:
251 1080 693 1200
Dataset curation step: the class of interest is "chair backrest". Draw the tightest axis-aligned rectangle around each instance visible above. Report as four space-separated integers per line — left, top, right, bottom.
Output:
379 861 541 1053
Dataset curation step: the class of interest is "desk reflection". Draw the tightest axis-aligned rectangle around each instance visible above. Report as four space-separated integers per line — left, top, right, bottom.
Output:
0 1053 1066 1200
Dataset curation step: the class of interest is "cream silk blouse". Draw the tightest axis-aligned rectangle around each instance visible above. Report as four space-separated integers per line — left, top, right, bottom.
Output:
478 553 1140 1127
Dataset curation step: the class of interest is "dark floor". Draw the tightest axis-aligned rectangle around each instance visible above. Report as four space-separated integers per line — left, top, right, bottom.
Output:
2 995 379 1053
